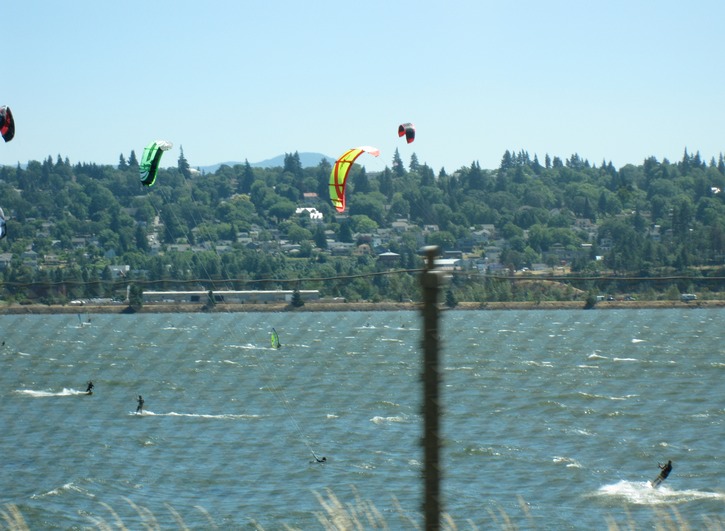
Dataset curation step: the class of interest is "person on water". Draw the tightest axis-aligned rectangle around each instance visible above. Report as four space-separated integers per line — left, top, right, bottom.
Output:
136 395 144 413
310 456 327 464
652 460 672 487
657 460 673 480
86 381 94 393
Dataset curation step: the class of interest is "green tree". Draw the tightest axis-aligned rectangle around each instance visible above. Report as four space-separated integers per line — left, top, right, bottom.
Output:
392 148 405 177
314 224 328 249
445 289 458 308
178 145 192 179
291 288 305 307
283 152 303 179
338 219 354 243
205 289 216 309
285 223 313 243
378 167 394 199
238 160 256 194
128 284 143 310
268 199 297 220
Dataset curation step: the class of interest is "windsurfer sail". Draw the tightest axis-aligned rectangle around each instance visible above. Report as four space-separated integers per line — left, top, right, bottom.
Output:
271 328 281 349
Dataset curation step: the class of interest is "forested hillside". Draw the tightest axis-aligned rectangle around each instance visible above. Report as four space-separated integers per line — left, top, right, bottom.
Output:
0 147 724 304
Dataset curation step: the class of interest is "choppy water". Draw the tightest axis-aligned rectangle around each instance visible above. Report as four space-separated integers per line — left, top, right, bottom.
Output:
1 309 724 529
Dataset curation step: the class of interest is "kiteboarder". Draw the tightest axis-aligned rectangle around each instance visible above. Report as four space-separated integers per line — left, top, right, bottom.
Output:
310 456 327 464
651 460 672 487
86 381 94 394
136 395 144 413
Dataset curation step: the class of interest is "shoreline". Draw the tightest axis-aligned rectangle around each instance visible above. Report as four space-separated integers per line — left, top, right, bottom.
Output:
0 299 723 315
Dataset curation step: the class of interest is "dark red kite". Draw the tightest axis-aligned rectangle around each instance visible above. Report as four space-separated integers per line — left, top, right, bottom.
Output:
0 106 15 142
398 122 415 144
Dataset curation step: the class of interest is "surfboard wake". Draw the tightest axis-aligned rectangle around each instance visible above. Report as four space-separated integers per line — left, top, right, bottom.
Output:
16 388 90 397
594 480 725 505
128 411 258 420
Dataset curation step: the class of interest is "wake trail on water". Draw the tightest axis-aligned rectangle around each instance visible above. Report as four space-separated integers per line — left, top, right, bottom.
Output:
594 480 725 505
16 388 89 397
128 411 259 420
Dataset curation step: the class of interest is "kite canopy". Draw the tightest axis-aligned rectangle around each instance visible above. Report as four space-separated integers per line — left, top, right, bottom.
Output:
0 106 15 142
398 123 415 144
0 207 6 239
140 140 173 186
329 146 380 213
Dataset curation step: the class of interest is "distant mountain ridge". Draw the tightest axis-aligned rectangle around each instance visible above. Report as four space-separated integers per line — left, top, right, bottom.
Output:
198 152 334 173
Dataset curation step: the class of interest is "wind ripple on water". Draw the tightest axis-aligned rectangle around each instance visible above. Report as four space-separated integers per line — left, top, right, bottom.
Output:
1 309 724 529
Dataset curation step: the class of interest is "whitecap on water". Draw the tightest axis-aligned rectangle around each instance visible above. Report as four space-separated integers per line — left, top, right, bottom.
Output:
129 411 258 420
370 415 406 424
553 456 582 468
31 482 93 500
594 480 725 505
16 388 88 397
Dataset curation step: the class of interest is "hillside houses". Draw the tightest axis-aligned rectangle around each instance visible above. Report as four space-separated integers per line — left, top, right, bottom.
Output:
7 208 613 279
1 171 659 286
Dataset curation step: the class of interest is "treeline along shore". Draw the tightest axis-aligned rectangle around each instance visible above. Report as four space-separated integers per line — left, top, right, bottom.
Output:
1 300 724 315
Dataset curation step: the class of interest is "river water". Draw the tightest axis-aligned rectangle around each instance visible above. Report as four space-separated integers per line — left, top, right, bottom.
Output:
1 309 723 529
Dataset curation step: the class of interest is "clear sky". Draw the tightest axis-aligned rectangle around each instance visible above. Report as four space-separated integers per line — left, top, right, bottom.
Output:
3 1 724 173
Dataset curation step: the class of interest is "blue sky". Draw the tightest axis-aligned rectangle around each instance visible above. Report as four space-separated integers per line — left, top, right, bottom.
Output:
3 1 724 173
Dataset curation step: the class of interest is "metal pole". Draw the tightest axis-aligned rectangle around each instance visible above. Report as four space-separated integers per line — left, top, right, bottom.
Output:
420 246 441 530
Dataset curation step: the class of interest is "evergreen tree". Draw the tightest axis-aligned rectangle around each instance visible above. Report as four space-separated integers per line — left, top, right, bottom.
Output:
338 219 354 243
680 148 691 173
584 290 598 309
354 167 371 193
128 284 143 310
128 150 139 168
206 290 216 308
500 150 514 171
531 154 542 174
420 164 435 186
118 154 128 170
283 152 303 179
238 160 256 194
178 145 191 179
392 148 405 177
313 224 328 249
291 288 305 307
445 289 458 308
379 167 394 199
582 196 596 221
135 225 150 252
468 161 485 190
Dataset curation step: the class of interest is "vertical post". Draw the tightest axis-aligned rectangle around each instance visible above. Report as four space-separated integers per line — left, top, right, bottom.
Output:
420 246 441 530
